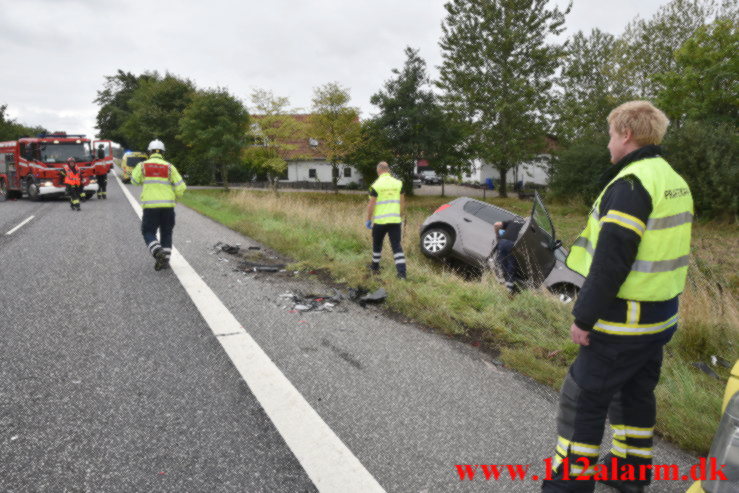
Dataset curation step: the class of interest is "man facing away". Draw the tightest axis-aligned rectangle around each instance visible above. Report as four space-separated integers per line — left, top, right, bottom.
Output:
365 161 407 279
130 139 187 271
542 101 693 493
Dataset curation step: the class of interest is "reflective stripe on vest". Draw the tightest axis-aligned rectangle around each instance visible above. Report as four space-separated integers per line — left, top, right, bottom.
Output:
371 174 402 224
566 157 693 301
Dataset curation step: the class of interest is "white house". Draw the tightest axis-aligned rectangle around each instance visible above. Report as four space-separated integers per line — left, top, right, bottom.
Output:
251 114 362 186
463 155 551 186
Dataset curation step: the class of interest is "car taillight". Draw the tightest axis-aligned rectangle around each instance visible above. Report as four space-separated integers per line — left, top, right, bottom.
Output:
434 204 451 214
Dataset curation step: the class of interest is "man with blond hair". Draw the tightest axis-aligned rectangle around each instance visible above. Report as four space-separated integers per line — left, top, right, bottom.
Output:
365 161 407 279
542 101 693 493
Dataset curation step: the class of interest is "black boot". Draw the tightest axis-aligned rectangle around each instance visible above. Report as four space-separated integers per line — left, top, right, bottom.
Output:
154 248 168 271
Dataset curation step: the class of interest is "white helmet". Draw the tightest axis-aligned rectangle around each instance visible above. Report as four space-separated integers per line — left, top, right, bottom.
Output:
148 139 165 152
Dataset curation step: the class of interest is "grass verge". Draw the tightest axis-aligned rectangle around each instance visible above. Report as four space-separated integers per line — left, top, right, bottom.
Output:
181 188 738 455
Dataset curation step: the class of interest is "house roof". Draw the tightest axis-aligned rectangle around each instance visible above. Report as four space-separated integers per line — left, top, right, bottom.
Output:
250 114 325 161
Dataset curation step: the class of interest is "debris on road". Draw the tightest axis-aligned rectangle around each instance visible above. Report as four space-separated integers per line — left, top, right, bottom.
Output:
278 290 344 313
213 241 241 255
359 288 387 304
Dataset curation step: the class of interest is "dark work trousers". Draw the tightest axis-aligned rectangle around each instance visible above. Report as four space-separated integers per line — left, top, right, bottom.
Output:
494 238 519 283
142 207 176 259
96 173 107 198
67 185 82 209
371 223 406 277
541 335 665 492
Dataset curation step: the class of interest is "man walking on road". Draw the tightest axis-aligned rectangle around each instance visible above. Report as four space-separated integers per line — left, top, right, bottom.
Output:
365 161 407 279
131 139 187 271
542 101 693 493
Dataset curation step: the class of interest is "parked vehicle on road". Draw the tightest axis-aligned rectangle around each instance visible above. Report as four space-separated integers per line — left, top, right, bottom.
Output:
421 170 443 185
419 193 584 294
120 151 148 184
0 133 111 200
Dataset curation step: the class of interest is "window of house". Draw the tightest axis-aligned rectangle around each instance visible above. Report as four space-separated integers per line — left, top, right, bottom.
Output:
308 168 317 179
308 138 319 147
344 168 352 178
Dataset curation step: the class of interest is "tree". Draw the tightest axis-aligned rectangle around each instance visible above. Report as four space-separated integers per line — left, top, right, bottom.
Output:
308 83 361 192
94 70 157 148
370 47 442 195
0 104 46 141
554 29 622 143
245 89 307 192
178 88 250 189
121 73 196 168
438 0 569 197
609 0 723 100
422 109 472 197
656 17 738 125
347 118 394 187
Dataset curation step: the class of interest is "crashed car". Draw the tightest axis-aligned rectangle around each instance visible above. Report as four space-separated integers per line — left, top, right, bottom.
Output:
419 193 584 295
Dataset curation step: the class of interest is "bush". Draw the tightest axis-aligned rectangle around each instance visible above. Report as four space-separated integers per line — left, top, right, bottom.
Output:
548 133 610 204
662 120 738 221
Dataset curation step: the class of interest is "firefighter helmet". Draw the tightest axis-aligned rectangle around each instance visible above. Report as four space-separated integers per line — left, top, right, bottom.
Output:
67 157 76 164
148 139 165 152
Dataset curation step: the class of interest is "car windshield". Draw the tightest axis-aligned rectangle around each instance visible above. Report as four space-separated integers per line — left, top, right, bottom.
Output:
126 157 146 168
39 143 90 163
531 192 556 246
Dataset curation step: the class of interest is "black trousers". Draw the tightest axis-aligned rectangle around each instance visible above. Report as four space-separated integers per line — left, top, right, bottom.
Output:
371 223 406 276
494 238 519 283
141 207 175 258
542 335 664 492
67 185 82 208
96 174 107 196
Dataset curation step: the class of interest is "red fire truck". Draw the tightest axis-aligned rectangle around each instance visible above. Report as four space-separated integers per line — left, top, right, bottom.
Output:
0 133 113 200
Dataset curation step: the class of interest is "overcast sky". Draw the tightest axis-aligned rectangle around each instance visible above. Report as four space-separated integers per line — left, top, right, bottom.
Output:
1 0 669 140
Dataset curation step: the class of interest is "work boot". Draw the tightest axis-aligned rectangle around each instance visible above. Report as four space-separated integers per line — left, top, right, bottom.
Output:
153 248 169 271
597 478 645 493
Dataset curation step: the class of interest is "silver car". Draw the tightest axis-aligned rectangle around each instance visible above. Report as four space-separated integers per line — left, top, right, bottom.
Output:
419 193 584 295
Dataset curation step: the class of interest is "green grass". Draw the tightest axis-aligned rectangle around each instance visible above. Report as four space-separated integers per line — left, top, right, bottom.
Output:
180 188 738 455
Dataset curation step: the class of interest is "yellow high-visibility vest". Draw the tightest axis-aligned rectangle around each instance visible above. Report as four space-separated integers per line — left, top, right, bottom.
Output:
371 173 402 225
566 157 693 301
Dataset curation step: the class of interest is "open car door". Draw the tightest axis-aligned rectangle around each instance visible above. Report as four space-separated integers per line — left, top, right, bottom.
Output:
512 192 558 286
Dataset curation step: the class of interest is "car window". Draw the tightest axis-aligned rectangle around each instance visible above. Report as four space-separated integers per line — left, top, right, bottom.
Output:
462 201 483 215
531 192 555 246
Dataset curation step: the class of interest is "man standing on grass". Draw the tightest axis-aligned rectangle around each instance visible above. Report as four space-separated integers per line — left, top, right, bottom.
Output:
542 101 693 493
131 139 187 271
365 161 407 279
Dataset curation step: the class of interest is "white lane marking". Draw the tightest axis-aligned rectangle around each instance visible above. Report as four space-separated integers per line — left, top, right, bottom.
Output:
112 171 384 492
6 215 35 235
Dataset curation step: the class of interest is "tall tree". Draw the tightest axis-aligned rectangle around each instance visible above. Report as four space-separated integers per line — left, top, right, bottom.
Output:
656 17 738 125
438 0 569 197
610 0 723 100
347 118 394 187
94 70 157 148
245 89 307 192
121 73 196 166
554 29 621 143
370 47 440 195
308 82 361 192
178 88 250 189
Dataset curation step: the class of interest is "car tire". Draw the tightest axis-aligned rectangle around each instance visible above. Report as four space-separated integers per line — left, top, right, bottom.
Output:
549 283 579 303
26 178 40 201
421 227 454 258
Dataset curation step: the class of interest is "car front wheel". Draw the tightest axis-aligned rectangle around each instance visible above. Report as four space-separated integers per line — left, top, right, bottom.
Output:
421 227 454 258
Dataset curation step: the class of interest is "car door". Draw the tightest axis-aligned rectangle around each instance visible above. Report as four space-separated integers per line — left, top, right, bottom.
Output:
512 192 557 286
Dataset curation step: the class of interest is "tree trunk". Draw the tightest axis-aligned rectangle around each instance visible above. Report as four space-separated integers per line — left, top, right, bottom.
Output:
221 162 229 191
497 166 508 198
332 161 339 194
441 178 445 197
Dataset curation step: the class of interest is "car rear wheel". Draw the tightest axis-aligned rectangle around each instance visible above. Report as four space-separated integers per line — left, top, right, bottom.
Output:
421 227 454 258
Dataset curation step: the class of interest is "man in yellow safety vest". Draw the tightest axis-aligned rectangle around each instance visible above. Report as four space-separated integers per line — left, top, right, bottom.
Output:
365 161 407 279
542 101 693 493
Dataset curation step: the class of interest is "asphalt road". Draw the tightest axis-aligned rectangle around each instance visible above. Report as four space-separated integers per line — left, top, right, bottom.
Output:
0 174 699 492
